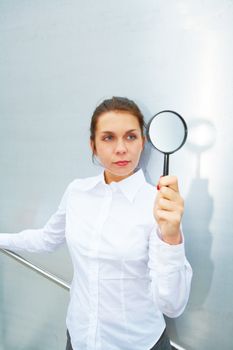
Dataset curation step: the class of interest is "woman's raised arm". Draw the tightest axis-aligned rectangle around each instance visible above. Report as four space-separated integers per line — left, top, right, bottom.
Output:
0 182 72 253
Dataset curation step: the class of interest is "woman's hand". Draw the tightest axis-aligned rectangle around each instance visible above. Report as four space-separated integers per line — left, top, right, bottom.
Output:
153 176 184 245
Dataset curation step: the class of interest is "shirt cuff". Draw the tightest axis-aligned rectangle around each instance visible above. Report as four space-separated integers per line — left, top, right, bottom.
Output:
149 226 186 273
0 233 15 250
156 225 183 244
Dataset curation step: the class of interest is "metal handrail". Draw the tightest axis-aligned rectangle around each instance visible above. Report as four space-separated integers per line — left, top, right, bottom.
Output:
0 248 70 291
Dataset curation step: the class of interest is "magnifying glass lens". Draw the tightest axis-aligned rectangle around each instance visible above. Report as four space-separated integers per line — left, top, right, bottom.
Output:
147 110 188 175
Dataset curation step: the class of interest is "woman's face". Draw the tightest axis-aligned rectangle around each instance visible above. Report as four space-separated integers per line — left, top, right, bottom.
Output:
90 111 146 184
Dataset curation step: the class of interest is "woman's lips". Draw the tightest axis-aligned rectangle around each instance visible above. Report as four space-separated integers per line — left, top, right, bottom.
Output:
114 161 130 166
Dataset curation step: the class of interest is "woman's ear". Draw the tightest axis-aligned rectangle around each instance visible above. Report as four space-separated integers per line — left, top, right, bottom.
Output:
90 139 96 155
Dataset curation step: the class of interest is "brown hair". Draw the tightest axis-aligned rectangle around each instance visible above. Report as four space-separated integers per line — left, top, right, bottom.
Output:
90 96 146 162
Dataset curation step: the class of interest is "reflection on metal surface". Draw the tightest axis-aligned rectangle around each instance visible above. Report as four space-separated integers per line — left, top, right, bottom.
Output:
0 248 70 291
187 119 216 178
170 341 186 350
187 119 216 152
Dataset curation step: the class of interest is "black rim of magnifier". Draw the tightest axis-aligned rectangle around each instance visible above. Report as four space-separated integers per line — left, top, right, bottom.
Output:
146 110 188 155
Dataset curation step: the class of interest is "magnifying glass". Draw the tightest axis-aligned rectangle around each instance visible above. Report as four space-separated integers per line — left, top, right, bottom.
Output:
146 110 188 176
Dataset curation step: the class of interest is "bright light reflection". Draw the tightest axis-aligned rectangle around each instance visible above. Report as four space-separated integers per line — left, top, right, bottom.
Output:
188 122 216 149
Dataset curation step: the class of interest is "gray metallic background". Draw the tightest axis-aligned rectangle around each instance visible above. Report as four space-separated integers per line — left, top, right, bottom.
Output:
0 1 233 349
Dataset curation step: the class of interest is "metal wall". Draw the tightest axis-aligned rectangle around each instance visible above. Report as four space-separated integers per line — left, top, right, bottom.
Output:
0 1 233 349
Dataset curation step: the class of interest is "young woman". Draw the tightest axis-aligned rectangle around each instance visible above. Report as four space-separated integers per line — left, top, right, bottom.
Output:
0 97 192 350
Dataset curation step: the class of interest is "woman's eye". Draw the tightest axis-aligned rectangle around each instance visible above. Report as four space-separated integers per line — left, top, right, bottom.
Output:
102 134 137 141
127 134 137 140
103 135 113 141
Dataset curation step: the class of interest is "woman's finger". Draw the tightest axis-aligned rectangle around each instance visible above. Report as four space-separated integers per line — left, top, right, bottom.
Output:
157 197 183 212
158 186 181 202
155 209 183 226
157 175 179 192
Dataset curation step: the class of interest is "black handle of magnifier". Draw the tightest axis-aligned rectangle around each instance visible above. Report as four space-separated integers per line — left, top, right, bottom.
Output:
163 153 169 176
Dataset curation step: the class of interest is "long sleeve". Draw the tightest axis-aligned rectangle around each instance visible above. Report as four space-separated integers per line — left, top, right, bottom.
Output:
0 183 71 253
148 225 193 318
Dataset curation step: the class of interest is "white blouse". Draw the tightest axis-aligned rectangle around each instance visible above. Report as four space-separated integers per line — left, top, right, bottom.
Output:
0 168 192 350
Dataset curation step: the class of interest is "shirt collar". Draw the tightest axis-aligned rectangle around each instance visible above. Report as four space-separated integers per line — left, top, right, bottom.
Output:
78 168 146 203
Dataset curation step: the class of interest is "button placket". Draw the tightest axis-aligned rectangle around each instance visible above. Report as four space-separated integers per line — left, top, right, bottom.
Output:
87 188 112 349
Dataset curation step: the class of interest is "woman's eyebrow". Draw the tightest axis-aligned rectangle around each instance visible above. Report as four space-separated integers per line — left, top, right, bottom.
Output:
100 129 139 134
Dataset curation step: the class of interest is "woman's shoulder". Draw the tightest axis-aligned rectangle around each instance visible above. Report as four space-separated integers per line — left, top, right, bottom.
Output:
65 173 101 192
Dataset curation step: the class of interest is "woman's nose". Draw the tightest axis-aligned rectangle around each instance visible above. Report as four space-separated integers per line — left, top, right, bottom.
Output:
115 139 127 153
